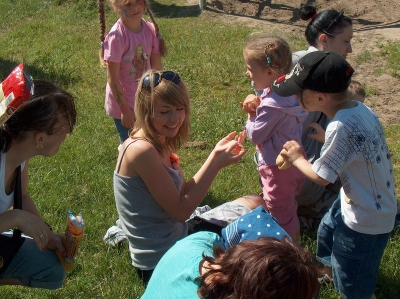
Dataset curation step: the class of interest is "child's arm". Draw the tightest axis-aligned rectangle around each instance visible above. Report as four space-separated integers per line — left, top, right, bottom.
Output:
107 61 135 129
240 94 261 118
150 53 162 70
281 140 330 186
307 122 325 143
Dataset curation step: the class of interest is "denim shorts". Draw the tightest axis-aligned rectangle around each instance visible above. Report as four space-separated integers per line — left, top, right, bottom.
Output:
114 118 131 144
316 197 390 299
0 236 66 289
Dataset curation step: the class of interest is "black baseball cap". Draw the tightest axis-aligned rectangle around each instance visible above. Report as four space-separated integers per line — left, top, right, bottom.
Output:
271 51 354 97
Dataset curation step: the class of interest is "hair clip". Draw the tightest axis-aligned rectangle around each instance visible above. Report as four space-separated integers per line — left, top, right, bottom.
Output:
100 41 104 48
266 56 271 65
157 34 163 40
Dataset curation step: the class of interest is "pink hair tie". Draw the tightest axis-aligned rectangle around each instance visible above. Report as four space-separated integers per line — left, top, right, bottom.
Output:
311 12 318 20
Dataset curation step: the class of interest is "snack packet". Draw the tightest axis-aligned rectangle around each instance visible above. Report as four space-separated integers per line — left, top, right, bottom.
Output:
0 63 34 125
56 210 85 271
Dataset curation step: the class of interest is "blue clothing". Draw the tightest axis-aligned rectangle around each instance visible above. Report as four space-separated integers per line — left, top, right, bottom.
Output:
317 197 389 299
113 118 131 144
0 235 66 289
221 205 290 248
141 231 222 299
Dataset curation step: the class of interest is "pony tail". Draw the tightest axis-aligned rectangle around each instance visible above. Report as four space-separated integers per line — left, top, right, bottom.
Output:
98 0 107 68
299 4 318 21
144 0 168 57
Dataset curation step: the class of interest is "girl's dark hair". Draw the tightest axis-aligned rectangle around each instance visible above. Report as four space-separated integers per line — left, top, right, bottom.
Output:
98 0 167 67
0 80 77 152
299 5 352 46
197 237 319 299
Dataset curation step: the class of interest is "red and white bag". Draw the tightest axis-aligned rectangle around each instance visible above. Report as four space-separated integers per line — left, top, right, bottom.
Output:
0 63 34 125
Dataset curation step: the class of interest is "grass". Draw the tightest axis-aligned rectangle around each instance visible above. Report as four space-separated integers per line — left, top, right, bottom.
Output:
0 0 399 298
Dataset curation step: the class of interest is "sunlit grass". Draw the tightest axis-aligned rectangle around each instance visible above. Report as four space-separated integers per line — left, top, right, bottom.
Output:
0 1 399 298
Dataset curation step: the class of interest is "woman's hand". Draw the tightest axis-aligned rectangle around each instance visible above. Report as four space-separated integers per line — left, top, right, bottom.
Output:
212 131 246 168
307 122 325 143
15 210 54 251
47 233 66 256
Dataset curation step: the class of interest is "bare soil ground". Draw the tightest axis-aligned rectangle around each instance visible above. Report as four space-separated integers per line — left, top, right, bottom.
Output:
196 0 400 124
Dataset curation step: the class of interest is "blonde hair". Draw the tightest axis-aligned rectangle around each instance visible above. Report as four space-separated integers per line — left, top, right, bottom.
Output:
98 0 167 67
132 70 190 155
244 35 292 77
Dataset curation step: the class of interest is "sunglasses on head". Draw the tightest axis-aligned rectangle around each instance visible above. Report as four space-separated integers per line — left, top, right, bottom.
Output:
142 71 181 89
323 10 344 35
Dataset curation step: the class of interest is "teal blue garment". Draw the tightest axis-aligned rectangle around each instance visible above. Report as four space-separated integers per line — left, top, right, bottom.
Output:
141 232 222 299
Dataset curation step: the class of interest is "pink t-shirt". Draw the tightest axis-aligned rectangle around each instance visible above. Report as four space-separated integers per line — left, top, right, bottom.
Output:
103 18 160 118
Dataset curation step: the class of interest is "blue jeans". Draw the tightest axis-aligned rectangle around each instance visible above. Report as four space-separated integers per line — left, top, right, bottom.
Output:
114 118 131 144
0 236 66 289
317 197 390 299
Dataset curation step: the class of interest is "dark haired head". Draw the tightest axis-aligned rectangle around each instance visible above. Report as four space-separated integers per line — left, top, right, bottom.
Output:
197 237 319 299
0 80 77 152
299 5 352 47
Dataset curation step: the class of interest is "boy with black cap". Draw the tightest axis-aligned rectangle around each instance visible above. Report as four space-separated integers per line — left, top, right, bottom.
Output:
272 51 397 299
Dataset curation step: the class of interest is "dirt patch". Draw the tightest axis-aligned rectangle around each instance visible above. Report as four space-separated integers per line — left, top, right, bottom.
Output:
199 0 400 124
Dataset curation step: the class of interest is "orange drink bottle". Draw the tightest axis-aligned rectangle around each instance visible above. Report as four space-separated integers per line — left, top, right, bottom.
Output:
56 210 85 271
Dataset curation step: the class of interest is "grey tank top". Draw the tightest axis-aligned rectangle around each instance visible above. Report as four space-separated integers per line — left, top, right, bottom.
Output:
114 138 188 270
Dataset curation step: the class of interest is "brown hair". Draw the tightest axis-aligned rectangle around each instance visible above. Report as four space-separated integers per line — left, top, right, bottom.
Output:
0 80 77 152
131 70 190 156
98 0 167 67
348 80 366 99
197 237 319 299
244 35 292 77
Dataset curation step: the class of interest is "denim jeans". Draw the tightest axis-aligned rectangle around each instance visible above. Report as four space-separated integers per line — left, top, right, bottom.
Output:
317 197 390 299
0 236 66 289
114 118 131 144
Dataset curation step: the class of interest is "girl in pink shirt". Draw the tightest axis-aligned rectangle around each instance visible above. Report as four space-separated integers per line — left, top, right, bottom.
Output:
98 0 167 144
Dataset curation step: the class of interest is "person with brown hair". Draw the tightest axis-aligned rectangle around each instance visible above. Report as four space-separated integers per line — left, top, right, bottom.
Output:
292 5 354 232
98 0 166 144
142 231 319 299
0 79 77 289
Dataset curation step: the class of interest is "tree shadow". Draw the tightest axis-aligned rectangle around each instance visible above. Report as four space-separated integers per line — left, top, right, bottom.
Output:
149 0 201 18
354 20 400 32
0 58 81 89
199 0 400 31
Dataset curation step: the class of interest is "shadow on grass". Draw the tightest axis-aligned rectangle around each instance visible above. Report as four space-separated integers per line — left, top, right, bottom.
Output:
0 58 81 89
150 0 201 18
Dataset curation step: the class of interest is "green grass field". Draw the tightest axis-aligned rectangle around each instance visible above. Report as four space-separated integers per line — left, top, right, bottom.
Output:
0 0 399 298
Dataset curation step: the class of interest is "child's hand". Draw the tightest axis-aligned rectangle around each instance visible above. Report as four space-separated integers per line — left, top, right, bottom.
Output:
282 141 305 165
307 122 325 143
240 94 261 114
231 130 246 155
121 106 135 129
